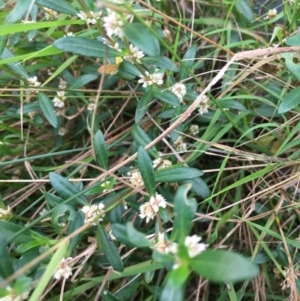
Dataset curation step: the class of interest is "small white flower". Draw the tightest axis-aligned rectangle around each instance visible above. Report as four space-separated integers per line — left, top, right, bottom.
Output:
174 136 187 153
87 102 95 111
28 76 41 87
149 193 167 212
196 94 210 115
154 232 177 254
53 257 73 280
138 71 164 88
267 9 277 19
127 169 144 188
64 32 74 37
124 44 144 64
21 20 36 24
103 8 131 39
0 206 11 219
169 83 186 103
184 235 206 258
39 208 48 216
139 202 156 223
58 78 67 89
58 127 68 136
189 124 199 135
44 8 58 20
81 203 105 225
152 158 172 170
53 91 66 108
100 180 113 193
77 10 101 24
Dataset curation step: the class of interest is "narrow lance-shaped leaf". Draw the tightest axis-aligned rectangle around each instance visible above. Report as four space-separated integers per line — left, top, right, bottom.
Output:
153 89 181 107
189 250 259 283
155 167 203 183
49 172 88 205
38 92 58 128
67 211 84 255
135 89 154 123
278 86 300 114
94 130 108 170
53 37 121 58
179 44 197 80
131 125 158 157
171 184 197 242
137 147 156 196
126 222 152 248
36 0 78 15
97 225 124 272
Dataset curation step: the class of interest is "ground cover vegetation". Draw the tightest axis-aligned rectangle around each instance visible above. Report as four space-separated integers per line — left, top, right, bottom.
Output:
1 0 300 300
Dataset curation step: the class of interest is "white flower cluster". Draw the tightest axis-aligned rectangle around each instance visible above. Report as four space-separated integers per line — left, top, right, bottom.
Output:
77 11 102 25
197 94 210 115
138 71 164 88
169 83 186 103
127 169 144 188
0 206 11 219
174 136 187 153
80 203 105 225
152 158 172 170
139 193 167 223
189 124 199 135
53 91 66 108
44 8 58 20
53 257 73 280
27 76 41 87
103 8 132 39
124 44 144 64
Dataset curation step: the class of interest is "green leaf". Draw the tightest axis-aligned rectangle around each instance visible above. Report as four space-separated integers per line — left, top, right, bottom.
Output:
123 23 160 56
126 223 152 248
28 241 69 301
155 167 203 183
97 225 124 272
101 291 120 301
168 264 189 287
36 0 78 15
182 177 210 199
153 89 180 107
278 86 300 113
0 234 14 278
171 184 197 241
94 130 108 170
53 37 121 58
283 54 300 81
5 0 33 24
111 223 135 247
285 34 300 46
131 124 158 157
69 74 99 89
179 44 197 80
38 92 58 128
49 172 88 206
234 0 254 22
135 89 154 123
1 47 28 79
161 278 184 301
190 250 259 283
67 211 84 254
44 192 63 207
142 56 179 72
13 277 32 296
51 204 76 232
137 147 156 196
0 221 34 243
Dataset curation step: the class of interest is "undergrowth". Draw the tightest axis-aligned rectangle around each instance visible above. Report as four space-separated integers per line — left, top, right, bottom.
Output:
1 0 300 300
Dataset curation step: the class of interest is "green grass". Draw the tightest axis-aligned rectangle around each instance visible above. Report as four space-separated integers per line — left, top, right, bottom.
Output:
1 0 300 300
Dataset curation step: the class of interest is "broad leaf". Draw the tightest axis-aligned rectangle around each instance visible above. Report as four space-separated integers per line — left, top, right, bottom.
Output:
142 56 179 72
171 184 197 241
0 234 14 279
126 223 152 248
153 89 180 107
278 86 300 113
124 23 160 57
179 44 197 80
190 250 259 282
234 0 254 22
36 0 78 15
135 89 154 123
182 177 210 198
